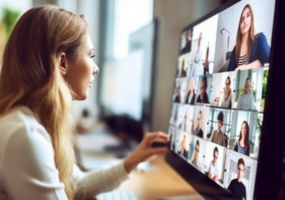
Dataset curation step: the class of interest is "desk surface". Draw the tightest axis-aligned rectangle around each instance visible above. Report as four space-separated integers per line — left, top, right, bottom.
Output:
119 155 205 200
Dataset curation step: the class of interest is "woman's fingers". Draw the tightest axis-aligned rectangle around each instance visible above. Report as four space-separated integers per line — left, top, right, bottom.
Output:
144 132 168 142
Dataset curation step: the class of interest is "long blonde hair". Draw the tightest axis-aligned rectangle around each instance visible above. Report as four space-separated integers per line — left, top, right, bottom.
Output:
0 5 89 199
235 4 255 65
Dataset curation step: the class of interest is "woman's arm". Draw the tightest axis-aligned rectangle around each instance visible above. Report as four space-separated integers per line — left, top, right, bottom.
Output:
234 60 263 71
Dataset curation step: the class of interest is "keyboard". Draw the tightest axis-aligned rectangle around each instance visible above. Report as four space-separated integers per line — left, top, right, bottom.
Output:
96 189 139 200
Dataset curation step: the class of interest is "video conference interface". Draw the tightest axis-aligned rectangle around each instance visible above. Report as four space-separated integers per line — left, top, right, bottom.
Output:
168 0 275 199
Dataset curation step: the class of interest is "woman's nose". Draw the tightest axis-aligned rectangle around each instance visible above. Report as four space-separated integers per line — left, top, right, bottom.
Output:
93 65 99 75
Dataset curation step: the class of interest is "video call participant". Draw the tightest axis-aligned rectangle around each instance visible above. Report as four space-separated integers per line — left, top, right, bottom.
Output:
191 140 201 169
179 109 187 131
178 59 187 77
174 79 187 103
178 135 189 159
210 112 227 147
227 4 270 71
228 158 247 200
194 32 203 64
192 110 204 138
185 79 196 105
196 76 209 103
208 147 219 183
234 121 250 156
237 78 255 110
180 30 192 55
220 76 232 108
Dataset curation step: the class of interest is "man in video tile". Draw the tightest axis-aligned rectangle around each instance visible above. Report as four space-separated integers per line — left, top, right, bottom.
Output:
185 79 196 105
228 158 247 200
210 112 227 147
237 78 255 110
196 76 209 103
192 110 204 138
208 147 219 183
178 135 189 159
180 30 192 55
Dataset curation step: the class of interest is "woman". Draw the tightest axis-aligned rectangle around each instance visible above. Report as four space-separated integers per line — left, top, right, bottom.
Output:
233 121 250 156
227 4 270 71
185 78 196 105
0 5 169 200
220 76 232 108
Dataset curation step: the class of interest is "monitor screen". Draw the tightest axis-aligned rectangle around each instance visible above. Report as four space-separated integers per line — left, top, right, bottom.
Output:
168 0 275 199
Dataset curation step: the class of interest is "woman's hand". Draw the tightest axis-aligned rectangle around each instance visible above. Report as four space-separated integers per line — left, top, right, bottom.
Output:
124 132 170 173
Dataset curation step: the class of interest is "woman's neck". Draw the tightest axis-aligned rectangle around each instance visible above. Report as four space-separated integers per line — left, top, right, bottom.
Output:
240 138 247 147
241 33 249 45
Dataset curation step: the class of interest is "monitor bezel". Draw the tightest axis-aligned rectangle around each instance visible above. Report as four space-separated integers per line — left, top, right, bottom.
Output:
165 0 285 199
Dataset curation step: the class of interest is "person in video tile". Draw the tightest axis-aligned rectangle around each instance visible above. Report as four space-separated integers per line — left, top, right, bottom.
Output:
178 59 187 77
180 30 192 55
228 158 247 200
227 4 270 71
210 112 227 147
208 147 219 183
174 80 187 103
185 79 196 105
220 76 232 108
194 32 203 64
178 135 189 159
237 78 255 110
192 110 204 138
234 121 250 156
179 109 187 131
191 140 201 169
196 77 209 103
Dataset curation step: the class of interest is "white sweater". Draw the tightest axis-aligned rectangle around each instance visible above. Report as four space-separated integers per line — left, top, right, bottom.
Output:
0 106 128 200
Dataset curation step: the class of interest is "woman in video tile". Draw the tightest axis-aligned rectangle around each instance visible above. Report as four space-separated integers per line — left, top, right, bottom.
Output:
196 76 209 103
227 4 270 71
228 158 247 200
191 140 201 169
178 59 187 77
220 76 232 108
185 79 196 105
233 121 250 156
178 135 189 159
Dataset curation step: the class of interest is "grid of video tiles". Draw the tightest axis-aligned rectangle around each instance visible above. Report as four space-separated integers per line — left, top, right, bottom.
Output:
168 0 274 199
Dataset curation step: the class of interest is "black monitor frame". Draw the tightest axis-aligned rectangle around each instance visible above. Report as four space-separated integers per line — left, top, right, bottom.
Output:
165 0 285 199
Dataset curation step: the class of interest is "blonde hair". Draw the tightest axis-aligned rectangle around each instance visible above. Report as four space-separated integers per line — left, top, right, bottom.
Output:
0 5 89 199
235 4 255 65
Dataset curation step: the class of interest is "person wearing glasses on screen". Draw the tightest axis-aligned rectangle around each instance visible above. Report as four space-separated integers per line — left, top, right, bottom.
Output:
227 4 270 71
178 135 189 159
210 112 227 147
228 158 247 200
208 147 219 183
191 140 201 170
185 78 196 105
192 110 204 138
237 78 255 110
196 77 209 104
233 121 250 156
220 77 232 108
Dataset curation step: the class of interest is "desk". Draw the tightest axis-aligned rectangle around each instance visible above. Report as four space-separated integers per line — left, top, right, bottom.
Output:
119 155 205 200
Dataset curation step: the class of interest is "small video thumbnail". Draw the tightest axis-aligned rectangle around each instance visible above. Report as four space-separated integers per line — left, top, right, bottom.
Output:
204 142 227 187
228 110 261 159
191 105 210 139
176 54 191 78
233 68 264 111
207 108 232 148
180 28 193 56
210 71 236 109
224 149 257 200
195 75 213 105
191 14 219 75
176 131 192 160
168 126 178 151
188 135 207 172
177 105 195 133
172 78 190 104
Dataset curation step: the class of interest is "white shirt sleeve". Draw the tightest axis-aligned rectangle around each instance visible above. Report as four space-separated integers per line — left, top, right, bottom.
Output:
1 120 128 200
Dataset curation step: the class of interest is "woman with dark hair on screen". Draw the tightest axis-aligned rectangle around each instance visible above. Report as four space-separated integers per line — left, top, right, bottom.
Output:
0 5 169 200
233 121 250 156
220 76 232 108
227 4 270 71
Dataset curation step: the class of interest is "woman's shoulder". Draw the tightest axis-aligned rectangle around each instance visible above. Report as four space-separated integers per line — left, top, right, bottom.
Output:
254 32 266 41
0 106 52 153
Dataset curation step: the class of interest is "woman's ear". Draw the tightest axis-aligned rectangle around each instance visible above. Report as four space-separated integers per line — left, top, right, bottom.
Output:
59 52 68 76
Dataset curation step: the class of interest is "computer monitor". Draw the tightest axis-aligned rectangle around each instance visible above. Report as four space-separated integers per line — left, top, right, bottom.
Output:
166 0 285 199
